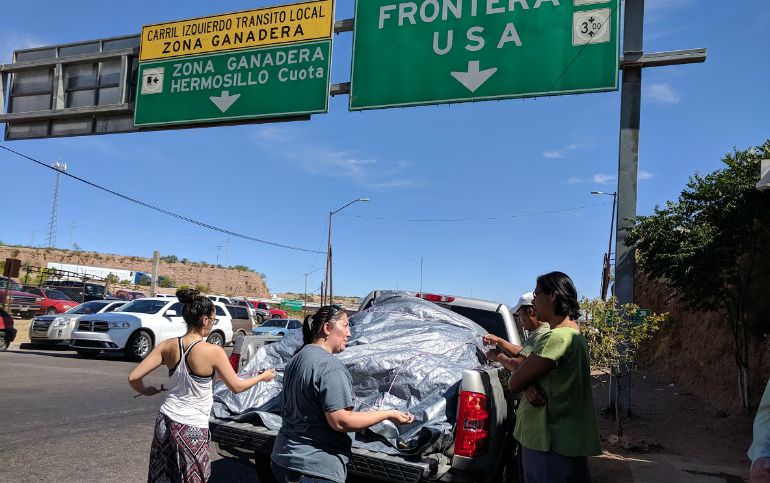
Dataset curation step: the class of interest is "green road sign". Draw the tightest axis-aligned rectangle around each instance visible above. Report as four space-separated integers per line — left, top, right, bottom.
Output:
350 0 619 110
134 40 331 127
280 299 304 311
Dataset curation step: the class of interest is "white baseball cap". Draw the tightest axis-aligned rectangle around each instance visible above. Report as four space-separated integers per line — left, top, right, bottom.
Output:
512 292 535 313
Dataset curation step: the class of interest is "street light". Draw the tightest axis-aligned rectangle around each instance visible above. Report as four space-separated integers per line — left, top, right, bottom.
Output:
591 191 617 300
323 198 370 305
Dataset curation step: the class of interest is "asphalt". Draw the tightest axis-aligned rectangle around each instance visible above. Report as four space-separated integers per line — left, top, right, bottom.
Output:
0 344 257 482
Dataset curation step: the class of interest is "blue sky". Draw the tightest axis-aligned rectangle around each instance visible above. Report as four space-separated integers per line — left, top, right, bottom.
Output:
1 0 768 305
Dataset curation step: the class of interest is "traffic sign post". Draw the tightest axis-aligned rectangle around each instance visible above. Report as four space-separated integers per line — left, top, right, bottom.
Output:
350 0 619 110
134 0 334 127
134 40 332 126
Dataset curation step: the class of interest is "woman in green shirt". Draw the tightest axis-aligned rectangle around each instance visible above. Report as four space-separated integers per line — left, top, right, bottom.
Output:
508 271 601 483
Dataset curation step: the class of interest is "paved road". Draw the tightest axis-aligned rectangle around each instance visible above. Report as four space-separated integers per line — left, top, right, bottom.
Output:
0 344 257 482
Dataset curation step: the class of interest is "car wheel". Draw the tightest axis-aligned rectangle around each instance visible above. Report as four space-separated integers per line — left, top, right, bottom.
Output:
76 350 98 359
255 315 264 325
271 314 280 319
236 329 247 337
46 307 58 315
125 330 153 361
207 331 224 347
0 335 9 352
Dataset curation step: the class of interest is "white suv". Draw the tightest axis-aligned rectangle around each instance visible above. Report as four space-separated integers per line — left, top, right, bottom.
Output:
70 298 233 361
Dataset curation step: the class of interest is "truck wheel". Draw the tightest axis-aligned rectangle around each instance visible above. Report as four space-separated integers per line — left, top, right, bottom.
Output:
207 331 224 347
125 330 153 361
76 350 98 359
254 454 276 483
46 307 58 315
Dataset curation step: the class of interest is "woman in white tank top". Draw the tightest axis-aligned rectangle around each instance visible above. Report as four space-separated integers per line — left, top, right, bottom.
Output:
128 289 275 482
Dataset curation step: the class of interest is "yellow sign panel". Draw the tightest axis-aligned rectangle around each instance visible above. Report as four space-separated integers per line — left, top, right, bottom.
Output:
139 0 334 61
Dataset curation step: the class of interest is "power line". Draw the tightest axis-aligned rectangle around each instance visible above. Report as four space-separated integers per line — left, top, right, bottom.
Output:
339 201 613 223
0 144 325 254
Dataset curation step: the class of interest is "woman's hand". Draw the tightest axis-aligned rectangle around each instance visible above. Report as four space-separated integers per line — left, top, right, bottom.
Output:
259 368 276 382
387 410 414 425
486 348 502 362
523 385 547 407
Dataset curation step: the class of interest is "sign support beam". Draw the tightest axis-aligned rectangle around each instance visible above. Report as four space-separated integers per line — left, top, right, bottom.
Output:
611 0 644 419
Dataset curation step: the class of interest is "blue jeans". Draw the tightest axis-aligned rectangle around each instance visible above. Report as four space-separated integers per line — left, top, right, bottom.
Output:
521 446 592 483
271 461 337 483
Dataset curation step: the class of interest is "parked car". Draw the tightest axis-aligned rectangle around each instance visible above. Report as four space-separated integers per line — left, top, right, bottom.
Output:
251 318 302 337
70 298 233 360
0 307 16 351
21 286 77 315
114 289 147 301
225 304 253 338
30 300 126 346
208 295 233 305
42 279 109 302
230 299 261 325
0 276 43 317
249 300 287 319
213 290 524 483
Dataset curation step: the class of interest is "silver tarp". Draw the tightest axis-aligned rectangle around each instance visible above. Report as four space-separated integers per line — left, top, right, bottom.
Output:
212 293 488 456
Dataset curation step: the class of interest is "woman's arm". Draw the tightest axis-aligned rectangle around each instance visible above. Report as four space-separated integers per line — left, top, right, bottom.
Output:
507 354 555 393
325 408 413 432
487 350 524 372
128 341 167 396
211 346 275 394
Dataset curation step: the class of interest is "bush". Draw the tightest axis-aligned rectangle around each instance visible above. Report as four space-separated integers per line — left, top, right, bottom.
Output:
159 277 176 288
194 284 210 293
160 255 179 263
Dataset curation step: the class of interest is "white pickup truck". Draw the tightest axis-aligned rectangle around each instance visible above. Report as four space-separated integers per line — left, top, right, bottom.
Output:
211 290 525 483
70 297 234 361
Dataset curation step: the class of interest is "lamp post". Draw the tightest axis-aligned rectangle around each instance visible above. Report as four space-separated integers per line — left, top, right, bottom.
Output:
323 198 369 305
304 266 324 317
591 191 617 300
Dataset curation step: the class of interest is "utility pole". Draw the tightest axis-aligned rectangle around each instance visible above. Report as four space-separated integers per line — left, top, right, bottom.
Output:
47 161 67 247
591 191 618 300
419 257 424 293
323 198 369 305
215 245 222 266
68 222 77 250
151 250 160 297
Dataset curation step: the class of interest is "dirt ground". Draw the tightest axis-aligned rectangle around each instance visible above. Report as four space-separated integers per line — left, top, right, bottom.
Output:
589 367 753 482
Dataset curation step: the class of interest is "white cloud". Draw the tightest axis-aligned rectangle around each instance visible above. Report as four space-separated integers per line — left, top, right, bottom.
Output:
592 174 617 185
542 143 583 159
0 32 46 63
251 127 415 191
565 176 584 184
645 83 681 105
638 170 655 180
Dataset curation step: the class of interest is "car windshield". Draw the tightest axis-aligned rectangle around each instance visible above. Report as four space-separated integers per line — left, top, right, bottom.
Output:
43 289 72 300
2 278 23 291
260 319 289 328
119 299 169 314
66 301 110 314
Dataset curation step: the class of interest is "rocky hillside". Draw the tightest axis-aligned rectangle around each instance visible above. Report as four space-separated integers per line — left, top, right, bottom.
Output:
0 245 268 297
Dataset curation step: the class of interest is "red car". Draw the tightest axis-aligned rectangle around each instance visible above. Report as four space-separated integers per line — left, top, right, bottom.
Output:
0 307 15 351
249 300 288 319
21 285 78 315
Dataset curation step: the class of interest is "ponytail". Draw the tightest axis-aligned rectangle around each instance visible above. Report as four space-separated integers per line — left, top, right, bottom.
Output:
295 305 346 353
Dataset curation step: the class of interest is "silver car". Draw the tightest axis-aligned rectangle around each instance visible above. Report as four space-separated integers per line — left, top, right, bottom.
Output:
29 300 126 345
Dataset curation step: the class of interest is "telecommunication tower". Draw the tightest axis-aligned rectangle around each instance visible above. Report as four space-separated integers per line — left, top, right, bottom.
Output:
47 161 67 247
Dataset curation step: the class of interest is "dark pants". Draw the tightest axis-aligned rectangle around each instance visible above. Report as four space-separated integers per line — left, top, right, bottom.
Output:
521 446 592 483
271 461 337 483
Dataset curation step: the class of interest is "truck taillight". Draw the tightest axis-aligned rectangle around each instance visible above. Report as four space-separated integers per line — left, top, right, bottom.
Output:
228 353 240 372
417 293 456 303
454 391 490 457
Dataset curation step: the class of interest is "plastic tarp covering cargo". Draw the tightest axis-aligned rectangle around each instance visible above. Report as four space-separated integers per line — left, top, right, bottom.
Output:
212 293 488 456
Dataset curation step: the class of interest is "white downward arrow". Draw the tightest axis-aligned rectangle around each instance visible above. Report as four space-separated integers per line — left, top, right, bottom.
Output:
210 91 241 113
451 61 497 93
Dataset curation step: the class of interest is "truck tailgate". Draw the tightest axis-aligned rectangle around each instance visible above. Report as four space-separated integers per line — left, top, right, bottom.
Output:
210 418 437 483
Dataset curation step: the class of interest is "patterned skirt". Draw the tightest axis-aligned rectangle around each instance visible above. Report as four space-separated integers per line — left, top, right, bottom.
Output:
148 411 211 483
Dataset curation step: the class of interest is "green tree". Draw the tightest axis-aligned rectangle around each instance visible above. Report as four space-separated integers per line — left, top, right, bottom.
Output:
581 297 664 435
626 141 770 411
233 265 250 272
160 255 179 263
159 277 176 288
105 273 120 284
